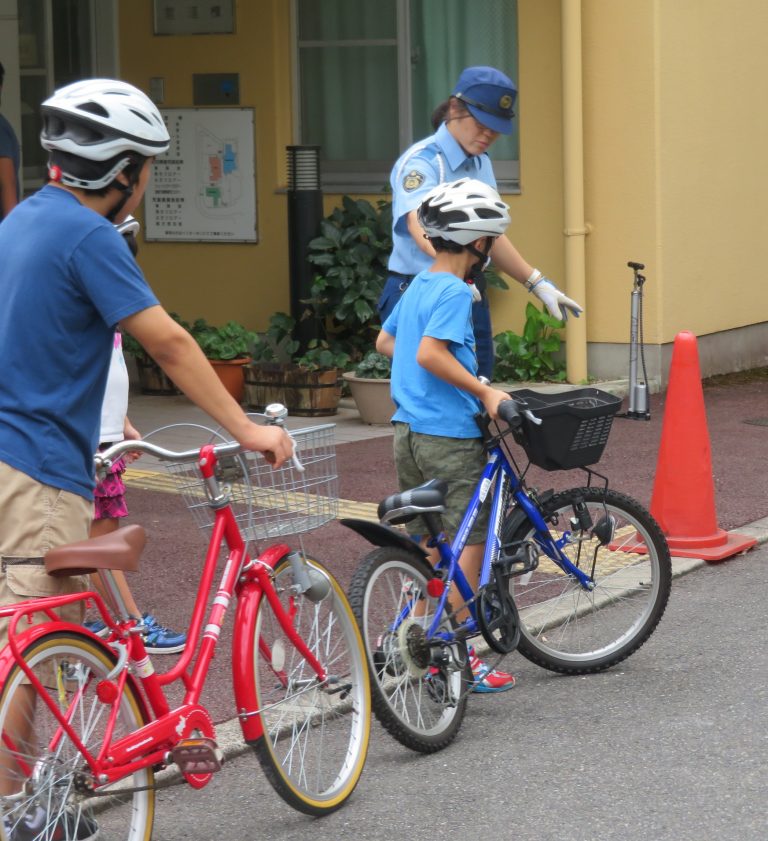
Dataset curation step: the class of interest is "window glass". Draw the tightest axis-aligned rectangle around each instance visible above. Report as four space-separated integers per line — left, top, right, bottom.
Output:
297 0 519 191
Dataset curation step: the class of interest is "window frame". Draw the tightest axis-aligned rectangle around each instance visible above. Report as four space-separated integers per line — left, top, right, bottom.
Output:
290 0 520 195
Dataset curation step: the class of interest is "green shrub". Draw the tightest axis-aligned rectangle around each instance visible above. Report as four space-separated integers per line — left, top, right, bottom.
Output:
493 302 566 382
305 196 392 361
354 350 391 379
191 318 257 361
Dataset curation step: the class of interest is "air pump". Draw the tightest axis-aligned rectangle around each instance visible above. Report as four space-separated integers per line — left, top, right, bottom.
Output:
622 261 651 420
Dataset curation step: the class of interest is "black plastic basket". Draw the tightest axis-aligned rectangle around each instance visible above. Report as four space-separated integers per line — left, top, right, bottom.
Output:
506 387 622 471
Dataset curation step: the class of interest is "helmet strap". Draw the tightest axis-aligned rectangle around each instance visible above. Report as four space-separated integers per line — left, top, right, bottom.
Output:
465 237 494 282
105 155 144 222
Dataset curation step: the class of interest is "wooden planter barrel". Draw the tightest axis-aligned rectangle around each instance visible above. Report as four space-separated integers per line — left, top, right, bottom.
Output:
244 364 341 416
135 358 180 395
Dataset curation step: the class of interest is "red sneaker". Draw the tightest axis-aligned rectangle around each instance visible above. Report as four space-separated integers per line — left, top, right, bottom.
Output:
469 649 516 693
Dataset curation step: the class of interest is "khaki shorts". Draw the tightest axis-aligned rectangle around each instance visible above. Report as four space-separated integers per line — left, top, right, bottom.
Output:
393 423 489 544
0 462 91 650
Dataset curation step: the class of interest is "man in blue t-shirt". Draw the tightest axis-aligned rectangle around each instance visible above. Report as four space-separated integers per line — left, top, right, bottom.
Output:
377 178 518 693
0 61 20 221
0 79 292 833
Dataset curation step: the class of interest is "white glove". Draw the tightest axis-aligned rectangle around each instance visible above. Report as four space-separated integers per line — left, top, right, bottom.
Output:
530 277 583 322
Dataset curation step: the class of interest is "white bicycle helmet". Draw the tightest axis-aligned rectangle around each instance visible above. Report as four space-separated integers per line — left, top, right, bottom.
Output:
41 79 169 189
417 178 510 245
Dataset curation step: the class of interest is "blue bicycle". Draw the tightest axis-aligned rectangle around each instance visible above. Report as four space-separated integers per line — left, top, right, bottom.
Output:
343 388 672 753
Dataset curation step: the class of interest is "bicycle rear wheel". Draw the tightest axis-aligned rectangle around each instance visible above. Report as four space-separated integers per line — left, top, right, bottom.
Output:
250 556 370 816
348 547 472 754
0 631 154 841
504 487 672 674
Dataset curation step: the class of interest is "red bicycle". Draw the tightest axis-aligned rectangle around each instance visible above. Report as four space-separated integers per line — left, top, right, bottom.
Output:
0 410 370 840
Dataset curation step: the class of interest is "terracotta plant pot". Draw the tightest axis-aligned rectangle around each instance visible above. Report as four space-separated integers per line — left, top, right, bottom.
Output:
244 363 341 417
342 372 395 425
209 357 249 403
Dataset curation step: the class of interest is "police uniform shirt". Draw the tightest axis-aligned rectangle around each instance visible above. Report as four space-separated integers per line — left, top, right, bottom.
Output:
389 122 497 276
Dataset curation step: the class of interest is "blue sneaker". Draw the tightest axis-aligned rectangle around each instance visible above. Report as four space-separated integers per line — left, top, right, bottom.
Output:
83 619 109 638
141 613 186 655
469 648 516 693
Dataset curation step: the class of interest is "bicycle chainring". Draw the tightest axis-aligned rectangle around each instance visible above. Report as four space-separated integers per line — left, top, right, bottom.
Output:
477 585 521 654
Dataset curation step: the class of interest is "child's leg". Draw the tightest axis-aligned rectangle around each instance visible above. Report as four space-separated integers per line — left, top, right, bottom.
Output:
89 517 143 618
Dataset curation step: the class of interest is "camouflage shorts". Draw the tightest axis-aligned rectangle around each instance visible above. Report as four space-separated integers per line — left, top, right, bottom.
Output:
393 423 489 544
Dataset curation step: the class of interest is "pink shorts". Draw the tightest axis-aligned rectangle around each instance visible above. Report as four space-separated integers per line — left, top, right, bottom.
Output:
94 455 129 520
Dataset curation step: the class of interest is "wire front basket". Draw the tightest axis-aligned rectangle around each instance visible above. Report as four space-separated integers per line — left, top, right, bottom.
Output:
164 423 338 541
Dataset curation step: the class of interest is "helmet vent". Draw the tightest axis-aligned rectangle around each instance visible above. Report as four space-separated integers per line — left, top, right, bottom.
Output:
77 101 110 118
130 108 153 126
476 208 503 219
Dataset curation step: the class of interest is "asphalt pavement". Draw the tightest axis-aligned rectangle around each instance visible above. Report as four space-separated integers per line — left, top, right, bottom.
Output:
113 376 768 837
131 542 768 841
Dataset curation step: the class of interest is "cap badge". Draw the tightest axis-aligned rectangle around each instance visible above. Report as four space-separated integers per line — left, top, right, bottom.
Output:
499 94 514 112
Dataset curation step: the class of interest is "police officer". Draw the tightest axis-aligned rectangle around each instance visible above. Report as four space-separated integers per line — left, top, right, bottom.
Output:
380 65 582 379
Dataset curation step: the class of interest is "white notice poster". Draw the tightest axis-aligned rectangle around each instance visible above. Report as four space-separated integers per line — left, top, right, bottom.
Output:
144 108 257 242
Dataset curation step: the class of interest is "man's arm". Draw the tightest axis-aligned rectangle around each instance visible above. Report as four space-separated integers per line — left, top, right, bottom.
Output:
0 157 18 218
121 306 293 464
416 336 509 420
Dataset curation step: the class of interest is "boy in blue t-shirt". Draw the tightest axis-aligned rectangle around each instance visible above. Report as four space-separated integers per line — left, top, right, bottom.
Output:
377 178 517 693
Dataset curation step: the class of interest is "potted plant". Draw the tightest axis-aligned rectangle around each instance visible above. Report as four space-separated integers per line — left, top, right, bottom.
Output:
122 312 190 395
304 196 392 360
190 318 257 403
244 313 350 416
493 303 567 385
342 350 395 425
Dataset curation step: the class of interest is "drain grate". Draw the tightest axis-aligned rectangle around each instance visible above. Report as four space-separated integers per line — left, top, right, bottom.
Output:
743 417 768 427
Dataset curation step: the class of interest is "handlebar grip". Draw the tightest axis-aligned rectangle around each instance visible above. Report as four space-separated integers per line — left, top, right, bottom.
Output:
498 399 523 430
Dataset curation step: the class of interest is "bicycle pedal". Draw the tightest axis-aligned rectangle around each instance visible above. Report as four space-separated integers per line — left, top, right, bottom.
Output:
497 540 538 576
171 737 224 775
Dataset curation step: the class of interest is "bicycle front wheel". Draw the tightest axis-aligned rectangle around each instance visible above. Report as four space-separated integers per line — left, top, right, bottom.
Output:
505 487 672 674
0 631 154 841
348 547 472 754
250 556 370 816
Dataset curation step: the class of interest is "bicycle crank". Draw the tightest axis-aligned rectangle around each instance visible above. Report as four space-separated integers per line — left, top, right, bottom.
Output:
477 583 520 655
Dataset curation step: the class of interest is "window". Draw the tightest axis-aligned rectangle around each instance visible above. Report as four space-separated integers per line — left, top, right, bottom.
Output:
295 0 519 193
16 0 117 192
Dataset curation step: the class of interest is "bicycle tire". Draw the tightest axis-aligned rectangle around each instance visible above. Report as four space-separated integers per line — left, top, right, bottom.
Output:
347 547 472 754
0 630 154 841
250 555 370 816
504 487 672 674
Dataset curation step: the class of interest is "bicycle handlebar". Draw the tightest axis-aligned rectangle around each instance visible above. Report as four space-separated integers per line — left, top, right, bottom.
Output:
497 397 542 429
94 403 305 474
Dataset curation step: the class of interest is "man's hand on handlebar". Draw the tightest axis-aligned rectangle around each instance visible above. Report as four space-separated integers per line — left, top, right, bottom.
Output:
238 421 294 468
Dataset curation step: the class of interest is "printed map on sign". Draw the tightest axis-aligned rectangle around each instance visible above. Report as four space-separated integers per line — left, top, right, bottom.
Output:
145 108 257 242
199 129 242 214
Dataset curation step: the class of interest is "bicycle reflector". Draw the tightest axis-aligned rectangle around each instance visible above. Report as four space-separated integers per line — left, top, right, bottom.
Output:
426 578 445 598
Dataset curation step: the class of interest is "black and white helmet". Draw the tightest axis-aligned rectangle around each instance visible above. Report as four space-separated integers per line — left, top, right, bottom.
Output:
417 178 510 245
41 79 169 189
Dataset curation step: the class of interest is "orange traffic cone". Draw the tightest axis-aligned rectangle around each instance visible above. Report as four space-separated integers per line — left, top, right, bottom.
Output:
649 331 756 563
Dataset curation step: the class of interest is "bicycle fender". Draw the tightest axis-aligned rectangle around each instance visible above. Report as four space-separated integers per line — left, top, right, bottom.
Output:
0 622 150 720
339 518 427 560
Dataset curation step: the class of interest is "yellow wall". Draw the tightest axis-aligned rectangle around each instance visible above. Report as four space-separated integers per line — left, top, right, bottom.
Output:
656 0 768 339
118 0 768 356
119 0 294 329
582 0 768 346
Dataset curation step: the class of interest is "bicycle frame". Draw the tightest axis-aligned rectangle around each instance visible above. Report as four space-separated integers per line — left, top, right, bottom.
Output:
0 443 328 789
421 441 596 642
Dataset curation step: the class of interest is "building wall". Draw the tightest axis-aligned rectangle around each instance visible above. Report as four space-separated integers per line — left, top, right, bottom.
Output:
119 0 294 329
582 0 768 380
117 0 768 379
